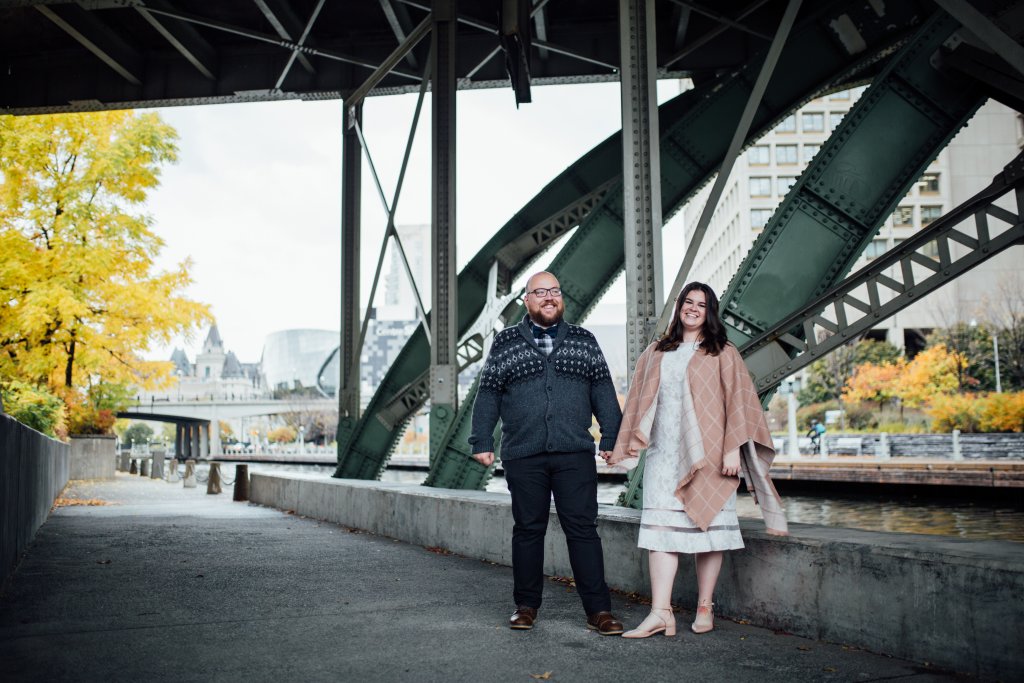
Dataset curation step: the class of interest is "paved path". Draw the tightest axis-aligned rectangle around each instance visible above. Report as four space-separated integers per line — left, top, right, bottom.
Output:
0 473 971 682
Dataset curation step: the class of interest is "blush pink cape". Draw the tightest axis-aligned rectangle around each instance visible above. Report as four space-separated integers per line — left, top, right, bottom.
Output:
610 342 788 536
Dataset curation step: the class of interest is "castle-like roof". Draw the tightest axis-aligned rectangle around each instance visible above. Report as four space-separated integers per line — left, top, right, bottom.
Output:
169 348 192 376
221 351 245 379
204 324 224 351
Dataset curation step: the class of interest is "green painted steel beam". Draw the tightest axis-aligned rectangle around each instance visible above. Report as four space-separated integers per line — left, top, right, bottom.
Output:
421 1 938 489
336 1 950 486
620 4 1022 509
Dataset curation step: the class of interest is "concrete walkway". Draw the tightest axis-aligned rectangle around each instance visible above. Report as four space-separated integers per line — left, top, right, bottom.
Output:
0 474 971 682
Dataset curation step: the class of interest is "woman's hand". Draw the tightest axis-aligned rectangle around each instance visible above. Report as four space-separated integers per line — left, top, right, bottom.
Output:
722 448 740 477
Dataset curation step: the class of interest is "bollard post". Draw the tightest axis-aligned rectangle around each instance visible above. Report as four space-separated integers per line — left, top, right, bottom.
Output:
233 464 249 502
151 452 164 479
166 459 180 483
952 429 962 461
119 452 130 472
129 459 138 474
207 462 222 495
819 435 829 459
183 459 197 488
140 458 150 477
877 432 890 460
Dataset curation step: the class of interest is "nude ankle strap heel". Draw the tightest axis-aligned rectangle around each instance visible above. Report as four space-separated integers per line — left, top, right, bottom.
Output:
622 607 676 638
691 600 714 634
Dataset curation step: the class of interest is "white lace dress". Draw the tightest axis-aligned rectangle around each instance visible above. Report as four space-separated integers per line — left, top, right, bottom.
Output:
637 343 744 553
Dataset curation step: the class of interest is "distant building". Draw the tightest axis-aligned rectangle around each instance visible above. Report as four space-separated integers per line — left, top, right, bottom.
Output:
142 323 263 401
683 91 1020 354
378 223 431 321
260 329 339 396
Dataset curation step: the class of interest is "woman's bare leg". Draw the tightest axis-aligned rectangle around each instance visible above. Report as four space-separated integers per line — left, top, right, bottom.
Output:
692 551 723 633
694 550 723 603
623 550 678 637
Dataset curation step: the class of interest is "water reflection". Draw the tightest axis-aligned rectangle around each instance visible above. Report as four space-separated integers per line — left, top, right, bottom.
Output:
220 462 1024 543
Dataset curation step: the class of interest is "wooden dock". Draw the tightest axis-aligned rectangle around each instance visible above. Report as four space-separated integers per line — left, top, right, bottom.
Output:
769 457 1024 488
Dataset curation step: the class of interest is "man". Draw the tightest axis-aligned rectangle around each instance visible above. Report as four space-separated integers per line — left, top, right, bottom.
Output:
469 271 624 635
807 419 825 454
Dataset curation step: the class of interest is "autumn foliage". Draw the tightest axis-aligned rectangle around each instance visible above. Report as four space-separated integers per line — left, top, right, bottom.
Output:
0 111 210 434
841 343 1023 432
267 426 298 444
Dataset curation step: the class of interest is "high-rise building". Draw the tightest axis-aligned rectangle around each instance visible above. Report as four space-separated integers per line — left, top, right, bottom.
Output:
380 223 431 321
684 91 1020 353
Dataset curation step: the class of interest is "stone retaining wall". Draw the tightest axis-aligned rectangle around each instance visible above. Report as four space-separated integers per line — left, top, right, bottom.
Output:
70 435 116 480
250 473 1023 681
0 415 69 588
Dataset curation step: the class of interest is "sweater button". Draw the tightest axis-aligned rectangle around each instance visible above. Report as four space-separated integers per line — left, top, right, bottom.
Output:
546 386 552 391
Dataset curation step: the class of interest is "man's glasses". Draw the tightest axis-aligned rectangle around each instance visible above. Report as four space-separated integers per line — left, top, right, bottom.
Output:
526 287 562 298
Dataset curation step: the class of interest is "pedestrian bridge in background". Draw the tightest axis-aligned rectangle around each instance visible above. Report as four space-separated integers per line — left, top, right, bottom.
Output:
119 397 335 459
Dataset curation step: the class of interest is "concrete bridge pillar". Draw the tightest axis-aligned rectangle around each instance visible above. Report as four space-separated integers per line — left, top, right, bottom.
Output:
182 423 193 460
175 424 184 460
210 407 222 457
200 423 209 459
191 425 201 461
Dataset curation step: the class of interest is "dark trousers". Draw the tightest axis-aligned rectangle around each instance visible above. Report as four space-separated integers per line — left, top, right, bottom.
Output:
502 450 611 615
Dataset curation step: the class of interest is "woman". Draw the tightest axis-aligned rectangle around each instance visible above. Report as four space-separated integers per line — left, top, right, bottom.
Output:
606 282 787 638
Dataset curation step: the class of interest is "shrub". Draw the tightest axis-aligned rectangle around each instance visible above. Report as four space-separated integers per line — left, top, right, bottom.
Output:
978 392 1024 433
267 426 297 443
1 381 67 438
63 383 132 436
928 394 982 432
926 392 1024 433
796 401 835 431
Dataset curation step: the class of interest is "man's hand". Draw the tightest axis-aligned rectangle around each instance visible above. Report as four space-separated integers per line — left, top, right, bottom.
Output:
599 450 613 464
473 452 495 466
722 448 740 477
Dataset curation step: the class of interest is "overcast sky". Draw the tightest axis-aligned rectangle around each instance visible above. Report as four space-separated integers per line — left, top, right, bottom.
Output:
145 81 689 362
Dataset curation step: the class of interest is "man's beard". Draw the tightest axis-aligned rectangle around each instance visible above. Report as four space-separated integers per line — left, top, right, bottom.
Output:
531 301 564 326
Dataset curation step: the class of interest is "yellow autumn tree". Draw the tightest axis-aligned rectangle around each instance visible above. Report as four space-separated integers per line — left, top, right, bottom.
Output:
0 111 210 429
894 344 963 408
842 359 905 410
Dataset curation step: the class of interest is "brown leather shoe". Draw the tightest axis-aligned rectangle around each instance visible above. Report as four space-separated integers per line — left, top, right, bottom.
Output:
586 611 624 635
510 606 538 630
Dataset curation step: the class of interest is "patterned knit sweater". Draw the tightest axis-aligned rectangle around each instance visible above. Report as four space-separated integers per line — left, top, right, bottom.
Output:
469 316 622 460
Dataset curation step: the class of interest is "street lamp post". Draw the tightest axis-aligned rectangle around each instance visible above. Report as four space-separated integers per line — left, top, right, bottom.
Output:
994 331 1002 393
784 379 800 458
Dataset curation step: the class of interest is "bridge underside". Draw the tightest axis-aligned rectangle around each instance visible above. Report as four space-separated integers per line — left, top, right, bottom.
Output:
117 411 210 460
6 2 1023 500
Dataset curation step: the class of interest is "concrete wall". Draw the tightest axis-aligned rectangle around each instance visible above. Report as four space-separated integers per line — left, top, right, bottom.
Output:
251 473 1024 681
0 414 69 588
69 435 116 480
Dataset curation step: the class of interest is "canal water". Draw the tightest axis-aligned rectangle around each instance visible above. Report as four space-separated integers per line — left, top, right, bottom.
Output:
217 462 1024 543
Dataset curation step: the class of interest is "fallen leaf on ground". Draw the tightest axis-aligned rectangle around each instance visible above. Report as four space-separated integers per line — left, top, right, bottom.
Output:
54 498 111 508
823 667 837 672
797 646 811 651
95 559 112 565
529 673 553 680
425 546 454 555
